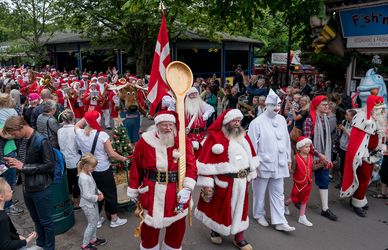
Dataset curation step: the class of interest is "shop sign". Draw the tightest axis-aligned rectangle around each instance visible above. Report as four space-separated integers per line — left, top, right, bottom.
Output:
347 34 388 48
340 4 388 37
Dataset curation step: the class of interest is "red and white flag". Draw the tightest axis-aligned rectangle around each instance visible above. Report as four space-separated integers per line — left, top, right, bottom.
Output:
147 15 171 116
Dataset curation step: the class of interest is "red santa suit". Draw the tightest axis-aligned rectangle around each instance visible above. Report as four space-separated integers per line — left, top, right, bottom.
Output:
194 109 259 237
55 82 69 108
127 111 197 250
341 95 386 208
291 152 313 204
97 74 111 128
68 82 85 119
83 83 103 114
184 87 215 157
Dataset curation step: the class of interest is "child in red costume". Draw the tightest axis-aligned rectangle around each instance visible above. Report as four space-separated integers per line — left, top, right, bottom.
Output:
285 136 314 227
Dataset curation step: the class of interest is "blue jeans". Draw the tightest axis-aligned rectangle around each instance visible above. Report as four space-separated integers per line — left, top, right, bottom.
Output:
3 151 17 209
23 187 55 250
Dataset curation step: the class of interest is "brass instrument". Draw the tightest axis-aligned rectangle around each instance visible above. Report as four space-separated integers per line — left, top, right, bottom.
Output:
238 96 255 114
42 74 56 92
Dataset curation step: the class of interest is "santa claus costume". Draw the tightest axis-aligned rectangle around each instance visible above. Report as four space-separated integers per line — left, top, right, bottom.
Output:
108 78 126 128
248 89 295 232
127 111 197 250
285 136 314 227
184 87 214 157
55 80 70 109
194 109 258 250
97 73 112 129
68 81 85 120
83 82 103 114
341 95 387 217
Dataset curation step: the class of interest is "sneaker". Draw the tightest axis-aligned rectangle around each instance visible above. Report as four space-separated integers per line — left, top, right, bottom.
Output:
97 217 105 229
298 215 313 227
257 217 269 227
80 244 97 250
210 231 222 245
6 205 23 216
90 238 107 247
110 217 127 228
284 205 290 216
321 209 337 221
275 223 295 232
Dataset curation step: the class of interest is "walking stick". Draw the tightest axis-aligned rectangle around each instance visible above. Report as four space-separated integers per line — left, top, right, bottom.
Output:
165 61 193 225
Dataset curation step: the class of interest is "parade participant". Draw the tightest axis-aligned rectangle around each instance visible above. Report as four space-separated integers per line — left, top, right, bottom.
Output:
340 95 387 217
303 95 336 221
248 89 295 232
56 80 70 109
83 82 103 114
127 110 197 250
108 78 125 128
68 81 85 121
284 136 314 227
184 87 214 156
194 109 257 250
161 92 175 111
97 74 111 129
81 73 90 89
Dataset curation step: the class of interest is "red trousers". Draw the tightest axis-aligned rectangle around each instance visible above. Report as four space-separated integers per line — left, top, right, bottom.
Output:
141 217 186 249
353 162 373 201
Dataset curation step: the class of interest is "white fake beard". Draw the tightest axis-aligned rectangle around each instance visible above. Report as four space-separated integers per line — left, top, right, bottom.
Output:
372 111 387 134
222 125 246 141
185 97 202 117
157 128 177 147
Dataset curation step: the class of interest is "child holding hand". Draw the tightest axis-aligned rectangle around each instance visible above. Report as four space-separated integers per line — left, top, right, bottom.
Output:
0 177 36 250
285 136 314 227
78 154 107 250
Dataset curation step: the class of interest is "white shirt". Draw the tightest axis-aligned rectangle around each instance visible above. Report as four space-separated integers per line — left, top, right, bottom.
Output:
75 129 110 172
58 124 81 169
248 113 291 179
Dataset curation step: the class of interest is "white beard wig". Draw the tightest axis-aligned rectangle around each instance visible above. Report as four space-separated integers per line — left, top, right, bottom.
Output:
185 96 203 117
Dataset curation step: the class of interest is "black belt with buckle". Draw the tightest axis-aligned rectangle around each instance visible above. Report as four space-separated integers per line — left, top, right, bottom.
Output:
223 168 250 179
190 128 204 134
143 169 178 183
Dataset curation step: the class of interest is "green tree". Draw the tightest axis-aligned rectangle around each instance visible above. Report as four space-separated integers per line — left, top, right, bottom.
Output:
10 0 63 64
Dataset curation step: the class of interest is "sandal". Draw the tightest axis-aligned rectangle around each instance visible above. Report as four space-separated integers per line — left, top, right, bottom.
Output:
372 193 388 199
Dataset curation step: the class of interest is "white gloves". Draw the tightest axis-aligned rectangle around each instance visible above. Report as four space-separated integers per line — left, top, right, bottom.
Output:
178 187 191 204
202 114 208 120
192 141 199 150
127 187 138 203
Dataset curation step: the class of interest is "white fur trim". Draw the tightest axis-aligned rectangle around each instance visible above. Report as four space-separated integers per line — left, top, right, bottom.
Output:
144 208 188 229
140 243 160 250
351 110 376 135
192 141 199 150
186 86 199 96
172 149 181 159
142 131 168 171
194 179 249 235
351 197 368 208
162 241 182 250
183 177 196 191
155 114 176 125
223 109 243 125
196 176 214 188
211 144 224 154
214 176 229 188
139 186 149 194
340 135 370 198
296 138 312 150
126 187 138 199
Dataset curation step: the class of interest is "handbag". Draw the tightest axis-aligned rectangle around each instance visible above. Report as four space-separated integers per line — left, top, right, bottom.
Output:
290 126 302 143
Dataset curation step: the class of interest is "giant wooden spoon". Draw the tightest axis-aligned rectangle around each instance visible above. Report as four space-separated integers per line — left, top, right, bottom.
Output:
165 61 193 193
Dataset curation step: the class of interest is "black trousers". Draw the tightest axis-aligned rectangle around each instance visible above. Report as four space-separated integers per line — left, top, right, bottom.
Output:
338 148 347 181
92 168 118 216
67 168 80 199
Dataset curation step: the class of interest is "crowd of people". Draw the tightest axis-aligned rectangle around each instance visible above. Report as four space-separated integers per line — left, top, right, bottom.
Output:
0 64 386 250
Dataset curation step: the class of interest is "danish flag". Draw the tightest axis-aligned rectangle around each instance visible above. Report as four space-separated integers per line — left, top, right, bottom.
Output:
147 15 171 116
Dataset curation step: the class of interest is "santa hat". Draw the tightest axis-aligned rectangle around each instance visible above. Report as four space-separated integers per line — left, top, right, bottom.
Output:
60 80 68 87
117 78 127 86
296 136 312 150
84 110 102 131
82 73 89 78
91 77 98 82
265 89 281 105
186 87 199 96
208 109 243 131
366 95 384 120
98 73 104 79
154 110 177 125
310 95 327 127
